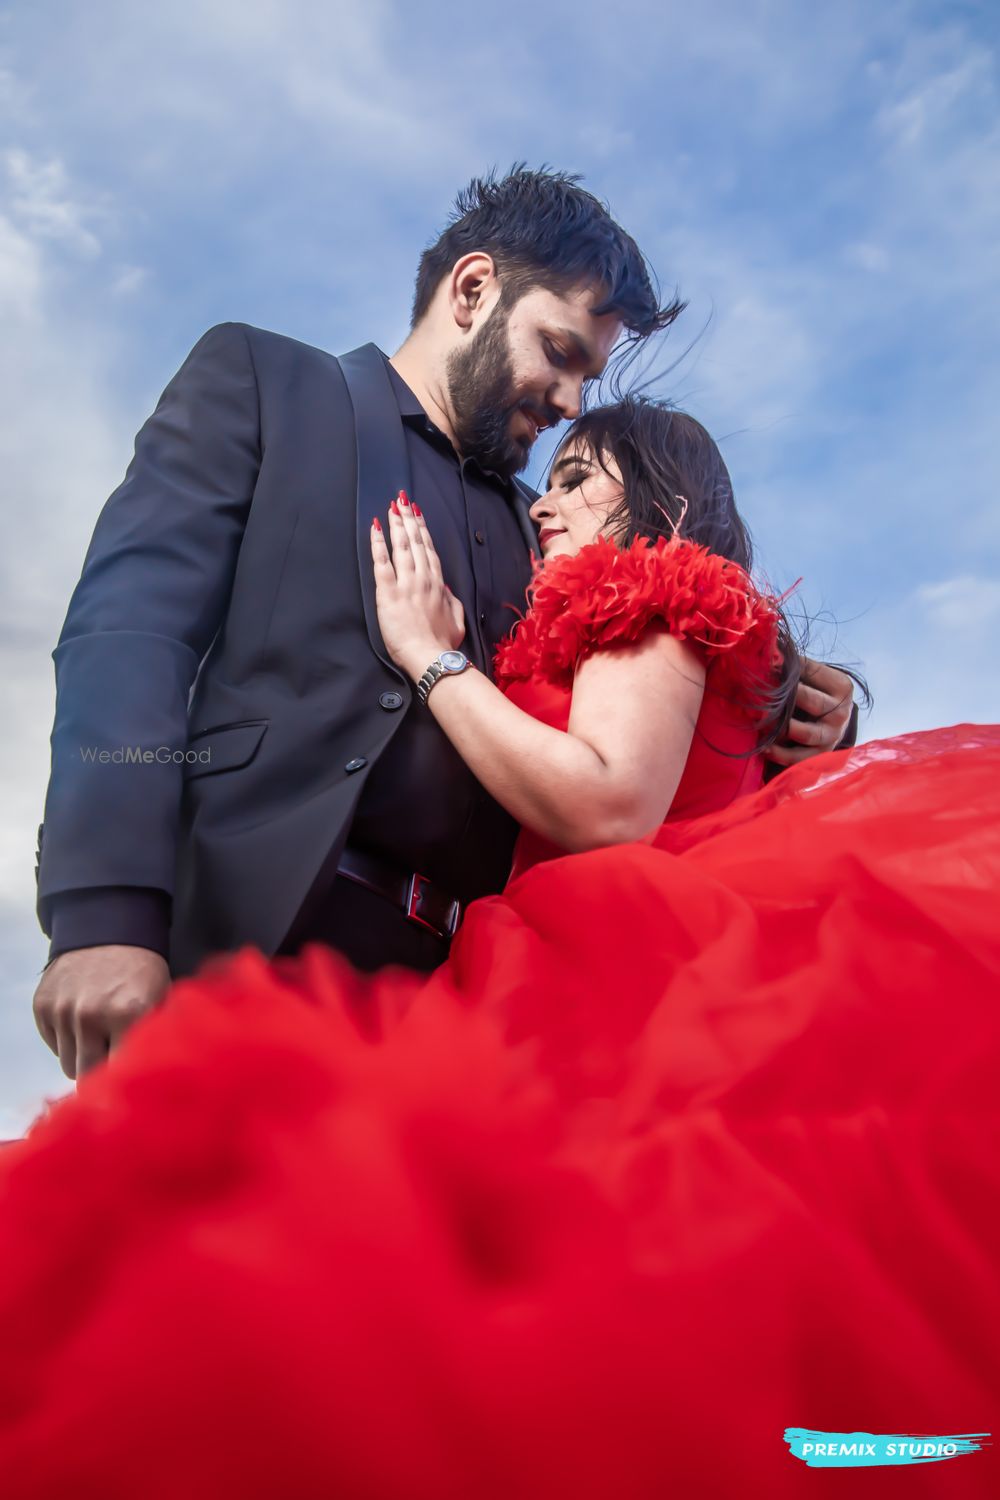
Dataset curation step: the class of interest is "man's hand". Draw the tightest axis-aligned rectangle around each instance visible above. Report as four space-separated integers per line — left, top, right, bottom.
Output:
766 659 856 768
32 946 171 1080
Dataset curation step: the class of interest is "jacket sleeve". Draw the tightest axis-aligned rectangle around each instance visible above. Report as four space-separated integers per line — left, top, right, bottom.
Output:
44 886 172 967
35 322 261 939
838 701 860 749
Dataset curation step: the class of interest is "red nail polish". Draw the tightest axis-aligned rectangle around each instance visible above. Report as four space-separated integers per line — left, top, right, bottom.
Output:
372 516 382 532
412 503 422 518
399 492 410 508
389 500 398 515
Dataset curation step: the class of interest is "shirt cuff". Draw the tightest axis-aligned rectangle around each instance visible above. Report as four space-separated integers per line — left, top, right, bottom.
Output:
46 886 171 967
836 701 860 750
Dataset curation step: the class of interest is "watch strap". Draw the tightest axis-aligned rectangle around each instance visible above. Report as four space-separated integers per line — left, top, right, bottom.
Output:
416 653 470 705
416 660 445 704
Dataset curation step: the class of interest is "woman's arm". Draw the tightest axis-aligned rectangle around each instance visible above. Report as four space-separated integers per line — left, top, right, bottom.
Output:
371 499 705 853
410 630 704 852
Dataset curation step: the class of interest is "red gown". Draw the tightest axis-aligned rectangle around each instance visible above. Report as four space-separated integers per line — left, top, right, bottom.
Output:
1 537 997 1499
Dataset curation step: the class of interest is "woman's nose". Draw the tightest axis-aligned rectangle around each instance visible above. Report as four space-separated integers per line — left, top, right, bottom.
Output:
529 493 556 523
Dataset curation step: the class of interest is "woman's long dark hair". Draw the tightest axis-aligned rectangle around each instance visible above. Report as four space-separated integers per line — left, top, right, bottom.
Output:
557 397 868 753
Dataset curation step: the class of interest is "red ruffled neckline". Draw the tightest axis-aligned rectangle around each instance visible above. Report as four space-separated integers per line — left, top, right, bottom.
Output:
493 533 780 697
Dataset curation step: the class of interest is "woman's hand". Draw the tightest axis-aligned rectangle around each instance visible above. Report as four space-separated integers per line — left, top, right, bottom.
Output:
370 491 466 681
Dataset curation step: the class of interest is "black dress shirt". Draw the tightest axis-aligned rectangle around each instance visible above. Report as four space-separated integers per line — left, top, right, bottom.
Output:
347 359 533 902
45 355 534 964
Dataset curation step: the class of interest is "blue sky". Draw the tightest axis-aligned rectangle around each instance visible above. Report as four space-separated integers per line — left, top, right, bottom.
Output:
2 0 998 1128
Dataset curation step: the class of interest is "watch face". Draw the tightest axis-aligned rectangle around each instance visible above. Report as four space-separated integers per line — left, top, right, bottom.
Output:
440 651 467 672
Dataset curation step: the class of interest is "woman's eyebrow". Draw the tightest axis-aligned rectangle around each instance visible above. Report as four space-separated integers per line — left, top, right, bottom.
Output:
550 454 593 479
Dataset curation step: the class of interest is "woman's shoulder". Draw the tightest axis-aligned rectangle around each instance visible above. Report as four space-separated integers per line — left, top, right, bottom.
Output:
493 533 779 691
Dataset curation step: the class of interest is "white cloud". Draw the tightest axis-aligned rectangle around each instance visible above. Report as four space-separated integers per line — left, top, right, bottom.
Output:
845 242 890 273
869 33 1000 303
0 896 71 1141
576 125 636 159
877 45 994 151
0 143 139 1129
3 148 103 257
916 576 1000 632
658 261 820 436
109 264 150 297
851 584 1000 744
0 212 43 318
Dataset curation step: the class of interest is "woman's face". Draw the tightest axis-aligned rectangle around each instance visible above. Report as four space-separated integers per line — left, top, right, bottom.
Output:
527 441 626 561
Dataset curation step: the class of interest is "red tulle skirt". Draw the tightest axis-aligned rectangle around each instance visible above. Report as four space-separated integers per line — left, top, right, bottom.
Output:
1 725 998 1498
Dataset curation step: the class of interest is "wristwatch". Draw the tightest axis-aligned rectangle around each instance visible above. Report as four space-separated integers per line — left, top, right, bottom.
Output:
416 649 472 704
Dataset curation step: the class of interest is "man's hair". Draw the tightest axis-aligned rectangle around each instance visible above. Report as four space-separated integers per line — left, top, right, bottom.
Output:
411 164 683 342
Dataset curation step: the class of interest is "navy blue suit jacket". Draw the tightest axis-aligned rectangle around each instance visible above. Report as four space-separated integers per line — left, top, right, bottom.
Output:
35 325 540 977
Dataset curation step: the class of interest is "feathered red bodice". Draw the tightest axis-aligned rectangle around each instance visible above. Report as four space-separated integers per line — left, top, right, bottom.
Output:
493 533 780 705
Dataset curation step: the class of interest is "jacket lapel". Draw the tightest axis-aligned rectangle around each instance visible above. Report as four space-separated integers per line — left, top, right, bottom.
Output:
338 343 412 674
338 344 541 666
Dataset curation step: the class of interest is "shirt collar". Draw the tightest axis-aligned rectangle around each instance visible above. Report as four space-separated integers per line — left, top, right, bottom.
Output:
382 354 426 421
379 349 515 491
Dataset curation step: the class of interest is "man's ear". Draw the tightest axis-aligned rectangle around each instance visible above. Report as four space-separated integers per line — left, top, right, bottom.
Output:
448 253 499 331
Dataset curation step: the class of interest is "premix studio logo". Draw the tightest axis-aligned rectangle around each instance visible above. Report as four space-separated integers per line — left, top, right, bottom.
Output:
784 1429 991 1469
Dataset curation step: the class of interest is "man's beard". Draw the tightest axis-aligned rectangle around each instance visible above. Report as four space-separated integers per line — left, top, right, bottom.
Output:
445 306 546 480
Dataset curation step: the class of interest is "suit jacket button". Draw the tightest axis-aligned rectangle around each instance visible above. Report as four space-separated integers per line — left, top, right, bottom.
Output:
474 530 486 544
379 691 404 711
344 757 367 773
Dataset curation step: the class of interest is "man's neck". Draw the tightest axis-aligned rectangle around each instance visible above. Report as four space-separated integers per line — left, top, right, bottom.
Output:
388 336 459 450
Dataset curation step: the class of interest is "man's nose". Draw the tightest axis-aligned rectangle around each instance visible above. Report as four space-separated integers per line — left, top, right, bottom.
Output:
550 375 584 422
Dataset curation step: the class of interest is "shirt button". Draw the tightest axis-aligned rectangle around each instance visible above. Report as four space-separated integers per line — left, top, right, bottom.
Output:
479 611 487 625
474 530 486 544
379 691 404 711
344 757 367 774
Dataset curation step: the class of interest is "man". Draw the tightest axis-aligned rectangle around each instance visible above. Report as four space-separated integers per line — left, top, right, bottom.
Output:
32 166 857 1080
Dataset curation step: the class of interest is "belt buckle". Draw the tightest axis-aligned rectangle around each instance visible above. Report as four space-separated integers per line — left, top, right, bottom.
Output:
405 872 460 941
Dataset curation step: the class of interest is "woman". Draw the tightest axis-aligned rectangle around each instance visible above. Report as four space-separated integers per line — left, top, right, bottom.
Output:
0 401 997 1499
371 400 801 870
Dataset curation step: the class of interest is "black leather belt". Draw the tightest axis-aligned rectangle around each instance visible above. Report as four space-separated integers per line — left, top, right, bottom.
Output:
335 845 463 942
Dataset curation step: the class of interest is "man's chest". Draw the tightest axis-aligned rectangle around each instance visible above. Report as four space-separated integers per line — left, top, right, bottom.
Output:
401 432 533 659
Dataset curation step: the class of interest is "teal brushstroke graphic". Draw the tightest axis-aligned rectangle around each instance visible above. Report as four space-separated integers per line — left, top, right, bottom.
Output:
784 1429 991 1468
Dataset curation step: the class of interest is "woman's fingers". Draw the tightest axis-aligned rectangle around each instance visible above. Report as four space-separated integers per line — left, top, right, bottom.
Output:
390 495 433 583
373 498 430 586
370 517 395 582
385 500 417 578
407 496 445 586
394 491 433 580
371 493 464 659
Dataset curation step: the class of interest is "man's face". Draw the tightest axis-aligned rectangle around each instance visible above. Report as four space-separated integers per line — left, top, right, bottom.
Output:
445 282 623 479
